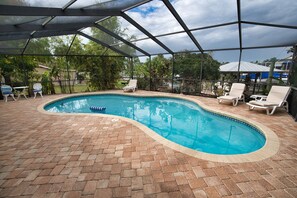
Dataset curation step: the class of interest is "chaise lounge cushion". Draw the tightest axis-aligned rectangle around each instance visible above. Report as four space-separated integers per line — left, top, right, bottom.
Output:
248 100 278 107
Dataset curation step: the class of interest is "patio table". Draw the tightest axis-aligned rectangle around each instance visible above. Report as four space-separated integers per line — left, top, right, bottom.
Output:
13 86 28 100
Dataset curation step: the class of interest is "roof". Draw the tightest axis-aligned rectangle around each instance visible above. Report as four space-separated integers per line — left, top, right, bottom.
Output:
0 0 297 57
38 65 50 70
220 61 284 73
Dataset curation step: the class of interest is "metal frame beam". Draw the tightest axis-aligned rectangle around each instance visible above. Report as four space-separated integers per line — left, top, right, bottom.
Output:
122 0 152 12
162 0 204 53
2 43 293 57
0 30 78 41
78 32 132 57
0 54 126 57
241 21 297 30
122 13 174 55
0 21 103 33
135 44 293 57
66 34 77 55
21 38 31 55
94 24 151 56
237 0 242 51
42 0 78 27
62 0 78 11
111 21 238 47
0 5 121 16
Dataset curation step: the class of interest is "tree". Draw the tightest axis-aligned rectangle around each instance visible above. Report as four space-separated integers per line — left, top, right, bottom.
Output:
174 52 220 80
0 55 36 86
78 18 129 90
25 38 51 63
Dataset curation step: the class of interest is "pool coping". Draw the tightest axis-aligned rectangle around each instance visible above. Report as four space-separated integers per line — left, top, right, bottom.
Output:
37 91 280 163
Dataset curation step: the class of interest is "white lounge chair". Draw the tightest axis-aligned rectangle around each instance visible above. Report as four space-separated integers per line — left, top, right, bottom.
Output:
217 83 246 106
1 85 16 102
123 79 137 92
247 86 291 115
33 83 43 99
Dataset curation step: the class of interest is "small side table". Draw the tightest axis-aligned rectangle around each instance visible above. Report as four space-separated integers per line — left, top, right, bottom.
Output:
13 86 29 100
250 94 267 101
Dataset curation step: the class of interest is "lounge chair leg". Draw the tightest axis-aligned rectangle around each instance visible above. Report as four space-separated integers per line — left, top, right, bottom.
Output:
266 109 270 115
233 99 238 106
284 102 289 112
269 107 277 115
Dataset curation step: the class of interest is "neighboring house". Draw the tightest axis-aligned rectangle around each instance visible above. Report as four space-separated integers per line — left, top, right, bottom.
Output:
275 56 292 71
263 56 292 72
261 56 292 82
36 64 77 81
35 64 51 75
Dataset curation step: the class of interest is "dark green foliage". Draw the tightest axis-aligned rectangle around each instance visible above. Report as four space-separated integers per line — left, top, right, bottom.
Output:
84 56 124 90
0 55 37 86
174 52 220 80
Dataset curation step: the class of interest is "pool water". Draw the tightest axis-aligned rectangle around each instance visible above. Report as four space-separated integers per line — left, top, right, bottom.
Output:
45 94 266 155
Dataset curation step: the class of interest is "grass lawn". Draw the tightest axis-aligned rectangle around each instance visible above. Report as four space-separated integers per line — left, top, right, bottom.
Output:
54 84 89 94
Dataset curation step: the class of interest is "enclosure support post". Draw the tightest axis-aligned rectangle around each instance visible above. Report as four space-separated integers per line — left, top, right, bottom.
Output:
149 56 152 91
171 54 175 93
21 56 30 97
200 54 203 94
21 56 26 86
130 57 134 79
237 49 242 82
288 44 297 87
66 58 72 94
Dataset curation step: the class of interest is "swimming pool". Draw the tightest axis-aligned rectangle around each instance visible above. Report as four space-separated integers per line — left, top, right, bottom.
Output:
44 94 266 155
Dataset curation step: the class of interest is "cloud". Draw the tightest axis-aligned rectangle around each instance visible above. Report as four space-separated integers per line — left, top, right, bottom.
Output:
117 0 297 62
172 0 237 28
242 25 297 47
126 1 184 36
241 0 297 26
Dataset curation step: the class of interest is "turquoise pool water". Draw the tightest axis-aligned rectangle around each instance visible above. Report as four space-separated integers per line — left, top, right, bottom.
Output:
45 94 265 155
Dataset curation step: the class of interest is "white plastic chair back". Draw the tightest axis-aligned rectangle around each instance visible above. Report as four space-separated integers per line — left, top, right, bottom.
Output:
229 83 245 97
33 83 42 91
266 86 291 106
128 79 137 88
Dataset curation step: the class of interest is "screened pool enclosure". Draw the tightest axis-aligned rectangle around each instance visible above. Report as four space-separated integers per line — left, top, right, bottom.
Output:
1 0 297 56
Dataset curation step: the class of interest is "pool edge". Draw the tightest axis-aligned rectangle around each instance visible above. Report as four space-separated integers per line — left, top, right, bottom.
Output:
37 91 280 163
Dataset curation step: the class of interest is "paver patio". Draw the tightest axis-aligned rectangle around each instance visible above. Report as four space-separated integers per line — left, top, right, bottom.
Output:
0 91 297 198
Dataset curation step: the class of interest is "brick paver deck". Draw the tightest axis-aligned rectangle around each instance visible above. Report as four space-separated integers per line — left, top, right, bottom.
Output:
0 91 297 197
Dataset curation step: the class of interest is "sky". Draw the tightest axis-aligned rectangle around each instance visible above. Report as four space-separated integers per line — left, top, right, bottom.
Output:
116 0 297 63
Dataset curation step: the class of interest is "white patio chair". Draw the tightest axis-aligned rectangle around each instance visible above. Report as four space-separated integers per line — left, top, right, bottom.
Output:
1 85 16 102
247 86 291 115
217 83 246 106
33 83 43 99
123 79 137 92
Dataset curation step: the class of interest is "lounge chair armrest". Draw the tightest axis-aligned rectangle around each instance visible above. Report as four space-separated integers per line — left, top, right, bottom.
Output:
250 95 267 101
258 97 267 101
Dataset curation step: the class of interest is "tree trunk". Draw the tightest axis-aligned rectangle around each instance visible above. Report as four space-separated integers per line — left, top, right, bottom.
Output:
3 74 12 85
267 61 275 91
